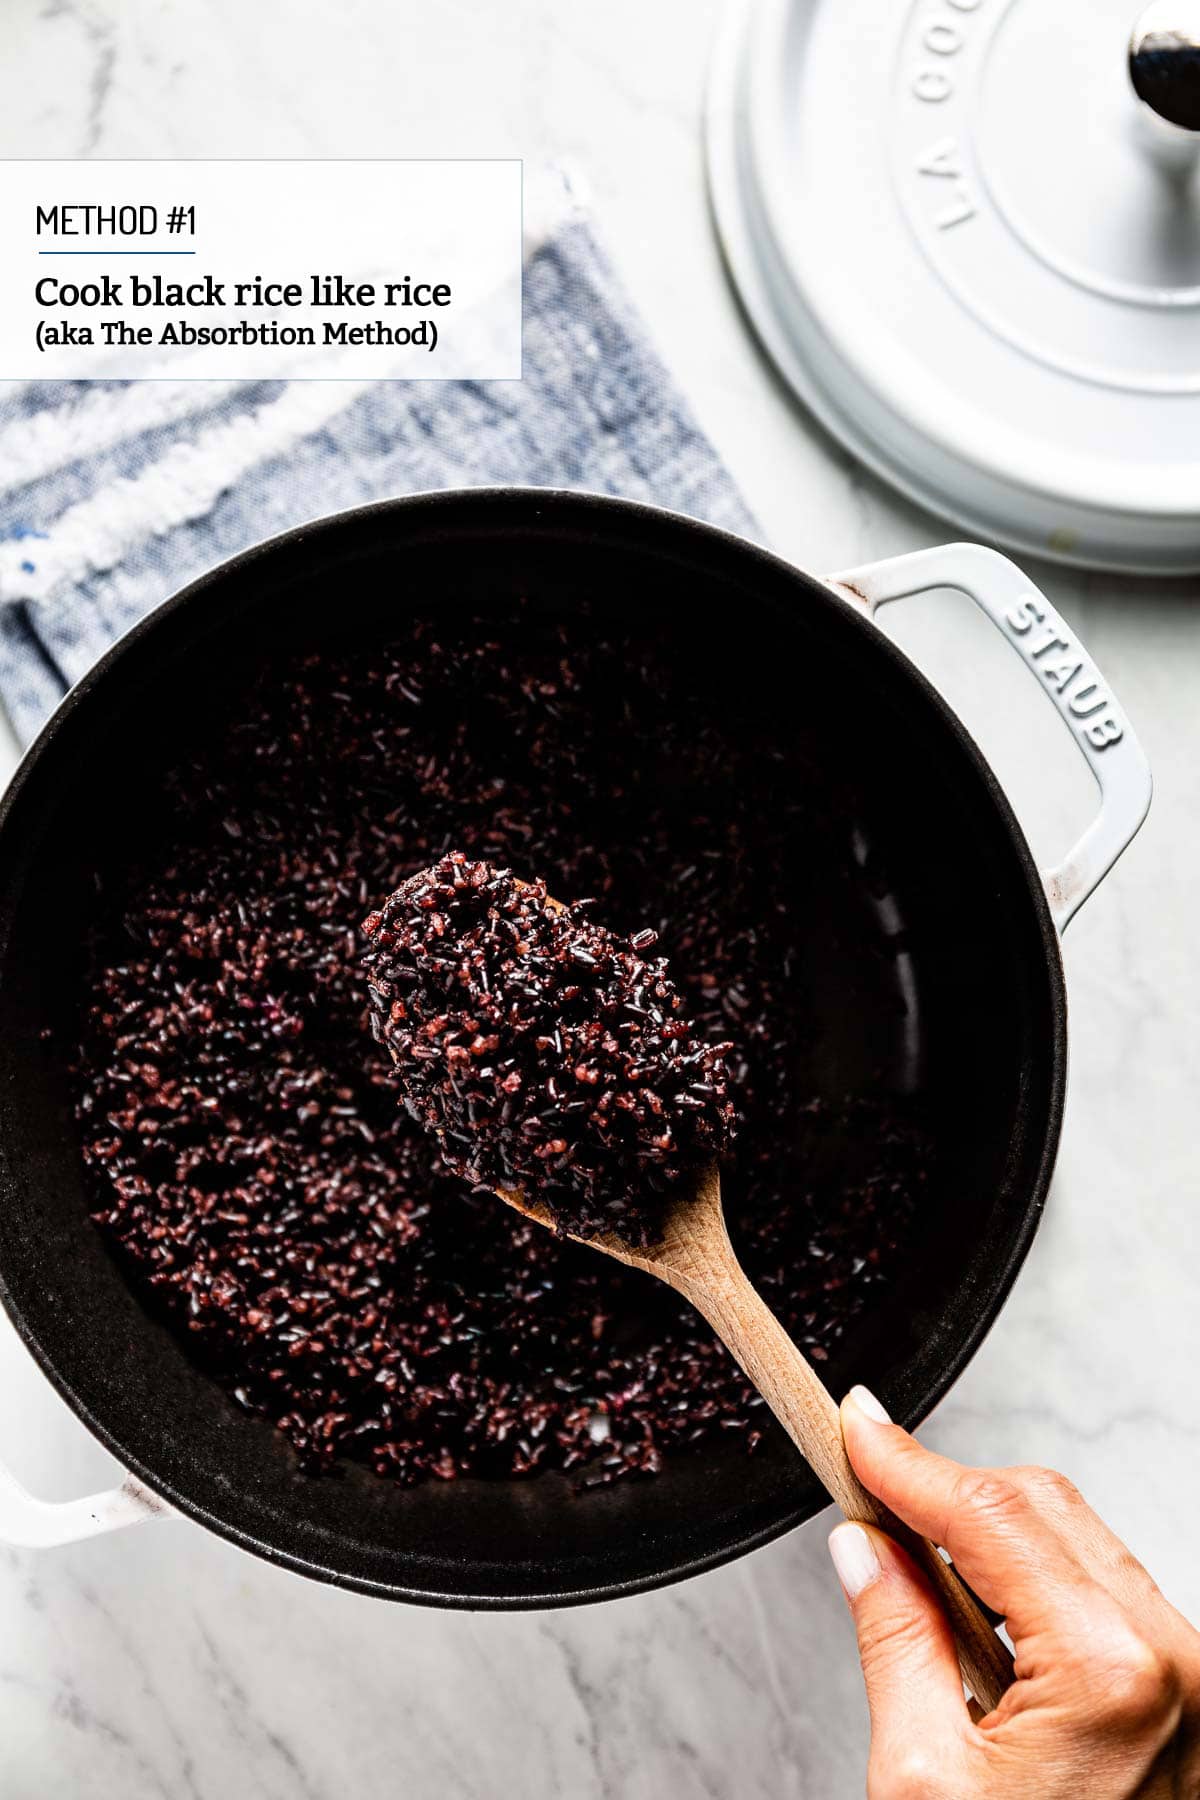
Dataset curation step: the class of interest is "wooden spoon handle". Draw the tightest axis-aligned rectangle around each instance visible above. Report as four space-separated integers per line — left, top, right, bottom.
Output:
679 1242 1015 1713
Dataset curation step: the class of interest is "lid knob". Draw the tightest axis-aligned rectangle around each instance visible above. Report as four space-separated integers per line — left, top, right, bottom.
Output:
1129 1 1200 131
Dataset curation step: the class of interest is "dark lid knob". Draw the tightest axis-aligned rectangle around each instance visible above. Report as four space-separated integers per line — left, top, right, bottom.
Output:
1130 2 1200 131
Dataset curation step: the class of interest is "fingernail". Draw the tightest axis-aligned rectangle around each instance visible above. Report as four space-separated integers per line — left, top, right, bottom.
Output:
848 1384 891 1425
828 1523 882 1599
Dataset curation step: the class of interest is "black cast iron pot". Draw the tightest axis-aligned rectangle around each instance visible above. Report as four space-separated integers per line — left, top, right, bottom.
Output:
0 489 1150 1602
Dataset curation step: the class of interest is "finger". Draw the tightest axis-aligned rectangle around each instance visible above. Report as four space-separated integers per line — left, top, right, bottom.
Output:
1004 1466 1196 1652
841 1394 1194 1785
841 1388 1098 1636
828 1522 972 1791
1013 1469 1200 1702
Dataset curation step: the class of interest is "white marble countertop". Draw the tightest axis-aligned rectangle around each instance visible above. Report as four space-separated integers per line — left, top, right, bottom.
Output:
0 2 1197 1795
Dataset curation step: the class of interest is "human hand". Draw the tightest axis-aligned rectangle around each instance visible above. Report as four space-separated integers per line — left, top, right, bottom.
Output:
829 1387 1200 1798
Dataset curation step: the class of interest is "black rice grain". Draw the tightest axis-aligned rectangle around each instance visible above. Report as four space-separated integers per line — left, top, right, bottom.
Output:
72 600 928 1487
363 853 736 1244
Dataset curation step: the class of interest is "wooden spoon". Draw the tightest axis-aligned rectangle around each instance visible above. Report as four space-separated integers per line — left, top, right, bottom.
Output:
499 1162 1015 1712
378 873 1013 1708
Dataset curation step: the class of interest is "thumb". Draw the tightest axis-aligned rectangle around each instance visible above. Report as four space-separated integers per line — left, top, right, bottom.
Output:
829 1522 972 1785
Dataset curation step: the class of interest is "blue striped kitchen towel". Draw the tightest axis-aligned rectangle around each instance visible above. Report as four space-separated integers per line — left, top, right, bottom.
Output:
0 183 756 748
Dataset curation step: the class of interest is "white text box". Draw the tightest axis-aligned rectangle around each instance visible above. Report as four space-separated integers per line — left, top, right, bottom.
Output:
0 160 522 380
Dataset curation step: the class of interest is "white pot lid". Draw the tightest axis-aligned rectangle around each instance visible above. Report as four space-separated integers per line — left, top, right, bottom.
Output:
707 0 1200 573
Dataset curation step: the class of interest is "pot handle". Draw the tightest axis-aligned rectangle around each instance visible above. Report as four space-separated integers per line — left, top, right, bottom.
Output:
826 543 1152 932
0 1459 167 1548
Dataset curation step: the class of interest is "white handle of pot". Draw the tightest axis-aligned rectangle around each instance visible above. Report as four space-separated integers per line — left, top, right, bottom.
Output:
0 1460 167 1548
826 543 1153 933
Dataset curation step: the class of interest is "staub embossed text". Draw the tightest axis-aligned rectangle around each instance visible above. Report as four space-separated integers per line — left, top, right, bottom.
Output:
1004 594 1123 750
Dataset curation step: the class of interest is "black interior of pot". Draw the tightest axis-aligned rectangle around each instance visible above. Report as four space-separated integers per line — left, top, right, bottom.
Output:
0 491 1064 1604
